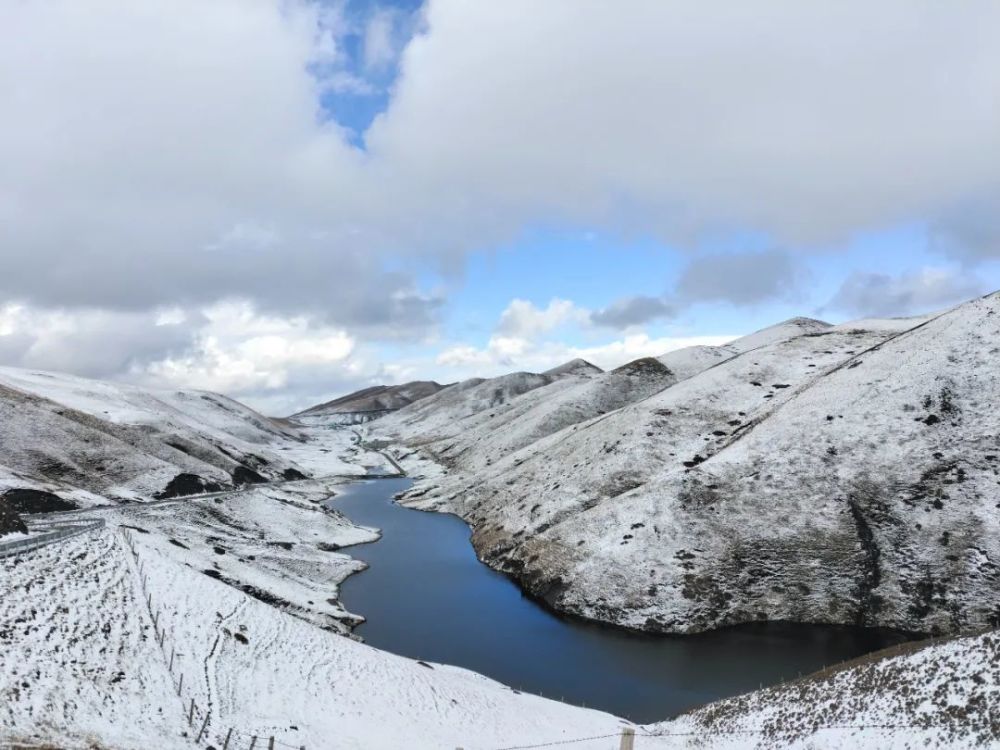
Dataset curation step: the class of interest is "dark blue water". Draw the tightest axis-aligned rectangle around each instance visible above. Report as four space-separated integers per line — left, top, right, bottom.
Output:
327 479 912 723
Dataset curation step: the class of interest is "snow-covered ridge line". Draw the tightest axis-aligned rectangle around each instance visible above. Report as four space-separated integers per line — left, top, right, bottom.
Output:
650 627 1000 748
0 364 333 509
371 293 1000 639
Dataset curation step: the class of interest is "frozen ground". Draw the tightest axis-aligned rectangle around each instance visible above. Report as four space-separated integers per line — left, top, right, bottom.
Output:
1 465 628 750
653 628 1000 749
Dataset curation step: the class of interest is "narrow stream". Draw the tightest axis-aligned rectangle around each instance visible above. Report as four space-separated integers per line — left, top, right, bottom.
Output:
327 478 913 723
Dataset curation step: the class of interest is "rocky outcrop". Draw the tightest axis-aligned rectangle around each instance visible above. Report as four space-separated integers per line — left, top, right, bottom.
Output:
0 502 28 536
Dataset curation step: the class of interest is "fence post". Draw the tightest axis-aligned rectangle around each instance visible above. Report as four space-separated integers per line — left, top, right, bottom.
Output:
249 737 257 749
269 737 275 750
196 713 210 742
169 648 175 672
619 728 635 750
221 728 232 750
177 672 184 696
188 698 195 725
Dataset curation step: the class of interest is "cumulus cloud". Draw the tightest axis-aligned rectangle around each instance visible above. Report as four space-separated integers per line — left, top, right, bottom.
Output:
3 0 1000 404
590 296 675 329
138 301 355 393
823 268 984 318
0 304 198 378
369 1 1000 244
495 299 589 338
4 0 1000 321
433 332 734 381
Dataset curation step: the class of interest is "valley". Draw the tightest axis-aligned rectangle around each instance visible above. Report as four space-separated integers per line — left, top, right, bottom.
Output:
2 296 1000 748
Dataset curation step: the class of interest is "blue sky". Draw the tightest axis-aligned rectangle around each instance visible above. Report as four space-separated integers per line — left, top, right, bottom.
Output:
310 0 1000 374
1 0 999 413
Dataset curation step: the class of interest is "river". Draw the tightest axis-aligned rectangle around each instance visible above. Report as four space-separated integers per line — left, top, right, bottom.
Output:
327 478 912 723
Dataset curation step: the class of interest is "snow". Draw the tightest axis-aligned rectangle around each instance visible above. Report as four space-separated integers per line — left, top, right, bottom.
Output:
5 302 1000 748
0 365 329 503
649 629 1000 748
375 295 1000 638
0 371 626 749
292 380 446 418
2 484 626 750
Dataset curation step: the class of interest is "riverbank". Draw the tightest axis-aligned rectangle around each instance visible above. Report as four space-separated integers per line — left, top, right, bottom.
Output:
327 475 918 723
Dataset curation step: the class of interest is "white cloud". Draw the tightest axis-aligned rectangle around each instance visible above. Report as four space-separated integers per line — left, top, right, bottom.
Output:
138 301 355 394
363 8 401 71
368 1 1000 245
433 332 735 381
4 0 1000 321
495 299 589 338
431 296 734 381
0 303 196 378
3 1 1000 407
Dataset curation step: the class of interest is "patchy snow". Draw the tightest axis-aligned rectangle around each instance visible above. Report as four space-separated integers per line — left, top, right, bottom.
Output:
0 365 317 503
376 295 1000 638
292 380 446 418
649 629 1000 748
4 303 1000 749
0 366 398 505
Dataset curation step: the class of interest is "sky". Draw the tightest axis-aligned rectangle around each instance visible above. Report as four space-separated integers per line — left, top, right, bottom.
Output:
2 0 1000 415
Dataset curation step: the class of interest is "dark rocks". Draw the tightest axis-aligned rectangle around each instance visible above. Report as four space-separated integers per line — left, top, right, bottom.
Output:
2 488 78 513
155 474 225 499
232 466 267 486
282 468 308 481
0 503 28 536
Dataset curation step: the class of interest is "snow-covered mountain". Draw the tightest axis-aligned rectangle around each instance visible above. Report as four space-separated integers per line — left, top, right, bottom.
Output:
376 363 603 442
374 294 1000 637
4 329 1000 748
0 366 311 507
292 380 446 418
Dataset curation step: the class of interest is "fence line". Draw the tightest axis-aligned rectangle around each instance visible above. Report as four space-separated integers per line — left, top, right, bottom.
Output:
0 517 105 558
115 527 977 750
483 717 975 750
119 528 307 750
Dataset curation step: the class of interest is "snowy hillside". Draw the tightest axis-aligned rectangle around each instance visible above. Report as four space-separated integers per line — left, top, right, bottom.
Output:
390 357 676 478
377 369 585 442
377 293 1000 637
652 628 1000 749
1 475 627 750
292 380 446 418
4 350 1000 748
0 366 317 506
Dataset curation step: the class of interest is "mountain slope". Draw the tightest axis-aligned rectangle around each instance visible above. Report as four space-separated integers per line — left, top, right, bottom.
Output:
0 366 310 505
293 380 446 418
384 295 1000 636
376 368 589 444
397 357 676 477
655 628 1000 748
